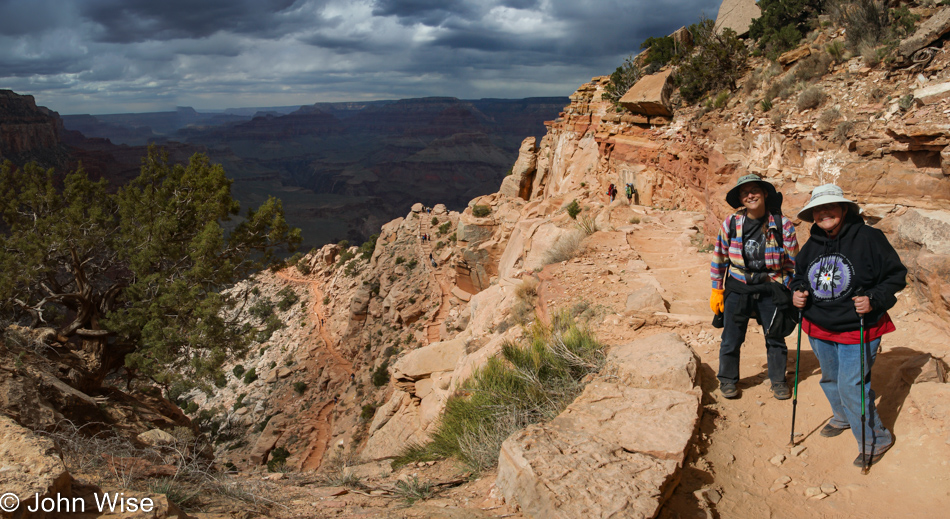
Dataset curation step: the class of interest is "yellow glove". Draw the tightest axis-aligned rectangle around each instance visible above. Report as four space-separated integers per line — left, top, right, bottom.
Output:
710 288 724 314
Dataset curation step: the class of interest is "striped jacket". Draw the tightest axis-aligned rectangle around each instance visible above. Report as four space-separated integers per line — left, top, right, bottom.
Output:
710 209 798 290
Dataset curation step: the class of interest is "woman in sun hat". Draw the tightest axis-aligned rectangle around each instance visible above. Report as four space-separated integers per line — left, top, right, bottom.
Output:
710 173 799 400
791 184 906 468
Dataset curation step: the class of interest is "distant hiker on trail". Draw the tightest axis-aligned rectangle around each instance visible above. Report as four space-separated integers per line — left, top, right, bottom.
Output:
429 252 437 267
710 174 799 401
625 183 633 203
791 184 906 468
607 183 617 202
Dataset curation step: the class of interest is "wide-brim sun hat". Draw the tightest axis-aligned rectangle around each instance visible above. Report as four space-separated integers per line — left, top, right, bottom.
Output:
725 173 778 209
797 184 861 222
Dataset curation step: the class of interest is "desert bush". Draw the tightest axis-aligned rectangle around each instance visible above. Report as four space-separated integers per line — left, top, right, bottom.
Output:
358 234 378 261
829 0 918 51
293 381 307 394
395 476 436 505
827 40 846 62
761 99 774 112
833 120 856 143
601 55 642 106
541 230 585 265
771 110 784 127
677 18 748 104
438 222 451 235
629 216 641 224
793 52 833 82
472 205 491 218
232 364 245 378
797 86 825 111
243 367 258 384
576 215 598 236
149 477 201 509
818 107 841 130
393 312 605 473
566 199 581 219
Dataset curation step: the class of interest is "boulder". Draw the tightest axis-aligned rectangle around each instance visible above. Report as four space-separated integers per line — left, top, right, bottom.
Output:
249 414 286 465
499 137 538 201
899 7 950 59
0 415 73 519
715 0 761 36
606 333 700 393
361 400 429 460
618 69 674 117
496 383 700 519
625 286 668 313
778 46 811 66
391 337 467 381
432 204 447 215
914 81 950 105
349 287 371 316
137 429 176 447
411 203 423 213
898 354 946 385
897 209 950 256
343 460 393 480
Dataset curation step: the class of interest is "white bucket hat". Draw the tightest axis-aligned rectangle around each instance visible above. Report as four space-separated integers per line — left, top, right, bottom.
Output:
797 184 861 222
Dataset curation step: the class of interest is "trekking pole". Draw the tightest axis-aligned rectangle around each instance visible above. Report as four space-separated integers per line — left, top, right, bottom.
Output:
789 310 803 447
856 287 869 475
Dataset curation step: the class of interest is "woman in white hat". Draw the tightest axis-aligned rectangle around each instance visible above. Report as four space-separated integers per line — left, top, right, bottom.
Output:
710 174 799 400
791 184 906 467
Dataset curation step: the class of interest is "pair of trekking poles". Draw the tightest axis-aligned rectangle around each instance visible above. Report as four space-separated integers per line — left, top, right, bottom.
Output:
788 288 871 474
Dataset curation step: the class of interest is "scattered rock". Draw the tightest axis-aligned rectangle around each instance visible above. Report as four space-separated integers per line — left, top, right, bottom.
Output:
137 429 176 446
770 476 792 493
804 487 824 498
791 445 807 457
821 483 837 495
770 454 786 466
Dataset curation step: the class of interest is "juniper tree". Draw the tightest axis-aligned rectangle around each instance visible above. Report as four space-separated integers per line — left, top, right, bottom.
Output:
0 146 301 390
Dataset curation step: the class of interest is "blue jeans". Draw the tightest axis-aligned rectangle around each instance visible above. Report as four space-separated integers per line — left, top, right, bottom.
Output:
809 336 892 453
718 291 788 385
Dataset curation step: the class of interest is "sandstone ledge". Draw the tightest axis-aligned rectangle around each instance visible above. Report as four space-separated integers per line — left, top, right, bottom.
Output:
496 332 701 518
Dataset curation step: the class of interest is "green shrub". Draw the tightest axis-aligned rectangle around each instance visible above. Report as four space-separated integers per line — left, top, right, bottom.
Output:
676 18 748 104
276 287 299 311
243 367 258 384
576 215 598 236
148 478 200 509
566 199 581 219
293 381 307 394
639 35 686 74
359 234 378 261
372 361 390 387
184 401 199 414
393 312 605 473
394 476 436 505
336 249 355 267
760 99 773 112
296 261 311 275
361 403 378 422
267 447 290 472
233 365 245 378
337 240 349 249
713 91 730 109
899 94 915 111
601 55 642 106
749 0 823 59
249 298 274 320
792 52 832 83
406 258 418 270
438 222 451 235
472 205 491 218
394 256 405 265
213 372 227 388
431 217 439 226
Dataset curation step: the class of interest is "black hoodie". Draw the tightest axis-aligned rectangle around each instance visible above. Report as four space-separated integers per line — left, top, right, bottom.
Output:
790 211 907 332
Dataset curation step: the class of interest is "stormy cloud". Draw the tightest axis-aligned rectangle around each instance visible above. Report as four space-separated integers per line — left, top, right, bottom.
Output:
0 0 723 114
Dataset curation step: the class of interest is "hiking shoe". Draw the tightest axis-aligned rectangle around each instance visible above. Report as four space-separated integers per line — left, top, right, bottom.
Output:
771 382 791 400
854 442 893 467
819 423 849 438
719 383 739 399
